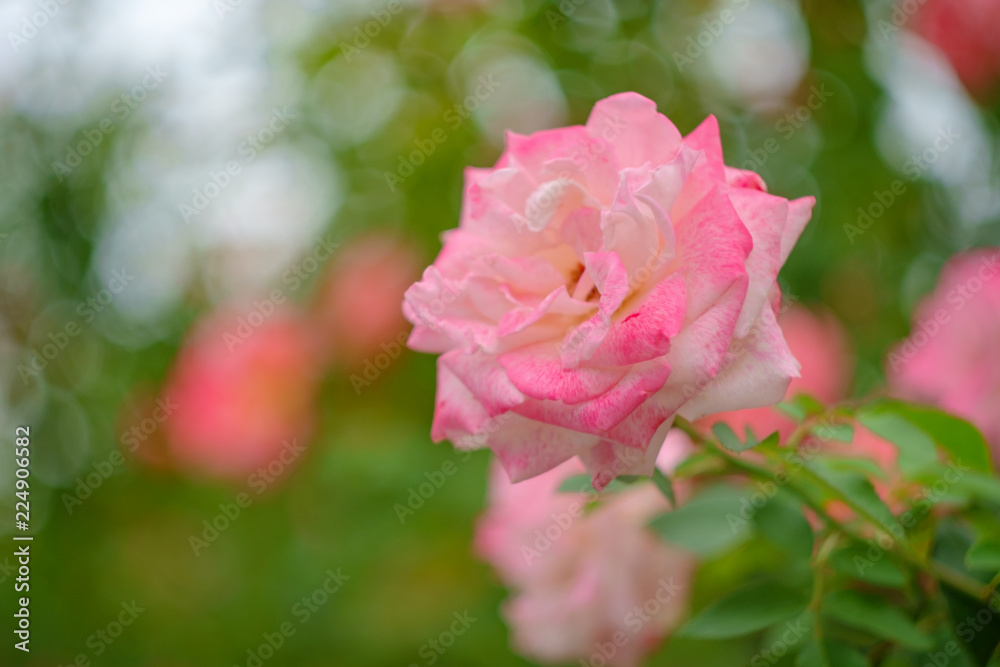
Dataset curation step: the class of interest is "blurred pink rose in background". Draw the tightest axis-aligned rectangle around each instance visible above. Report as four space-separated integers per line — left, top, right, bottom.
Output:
888 248 1000 459
700 305 853 440
912 0 1000 98
404 92 814 489
160 308 321 481
313 233 421 367
475 430 695 667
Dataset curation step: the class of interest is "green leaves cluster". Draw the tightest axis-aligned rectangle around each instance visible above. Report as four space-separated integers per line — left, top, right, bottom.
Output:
636 397 1000 666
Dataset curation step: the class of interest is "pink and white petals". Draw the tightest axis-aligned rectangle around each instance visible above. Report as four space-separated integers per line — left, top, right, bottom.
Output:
403 92 814 488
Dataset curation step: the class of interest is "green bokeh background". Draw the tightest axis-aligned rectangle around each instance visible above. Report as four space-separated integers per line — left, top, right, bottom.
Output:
2 0 999 665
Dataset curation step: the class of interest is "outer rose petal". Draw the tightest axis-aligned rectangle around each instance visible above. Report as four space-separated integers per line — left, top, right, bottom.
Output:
585 92 683 171
678 304 800 421
728 188 788 337
675 186 753 321
701 306 853 440
488 413 599 482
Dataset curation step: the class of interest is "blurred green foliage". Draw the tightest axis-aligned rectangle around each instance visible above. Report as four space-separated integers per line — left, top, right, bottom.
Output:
2 0 1000 665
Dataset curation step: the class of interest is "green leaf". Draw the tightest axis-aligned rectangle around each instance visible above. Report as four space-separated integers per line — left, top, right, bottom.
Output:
947 471 1000 504
966 537 1000 572
822 590 933 650
808 461 898 532
797 639 868 667
881 401 992 473
757 431 781 451
713 422 755 453
858 409 938 477
755 495 814 561
821 456 887 481
558 474 638 494
778 400 808 422
777 394 826 422
673 452 726 478
812 423 854 443
558 474 595 493
829 544 908 588
649 485 751 556
680 581 810 639
652 467 675 507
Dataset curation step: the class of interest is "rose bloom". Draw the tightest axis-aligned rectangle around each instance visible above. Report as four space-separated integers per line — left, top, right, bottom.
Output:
476 431 695 667
312 233 421 367
403 92 814 488
912 0 1000 98
888 248 1000 458
701 305 852 440
161 308 320 481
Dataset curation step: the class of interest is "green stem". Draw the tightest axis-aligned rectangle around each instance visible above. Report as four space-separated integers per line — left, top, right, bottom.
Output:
673 417 993 602
811 533 839 646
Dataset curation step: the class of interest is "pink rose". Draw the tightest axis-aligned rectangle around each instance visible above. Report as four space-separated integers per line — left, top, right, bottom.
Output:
701 305 853 439
403 92 814 488
888 248 1000 457
475 430 695 667
312 233 421 367
161 308 320 481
